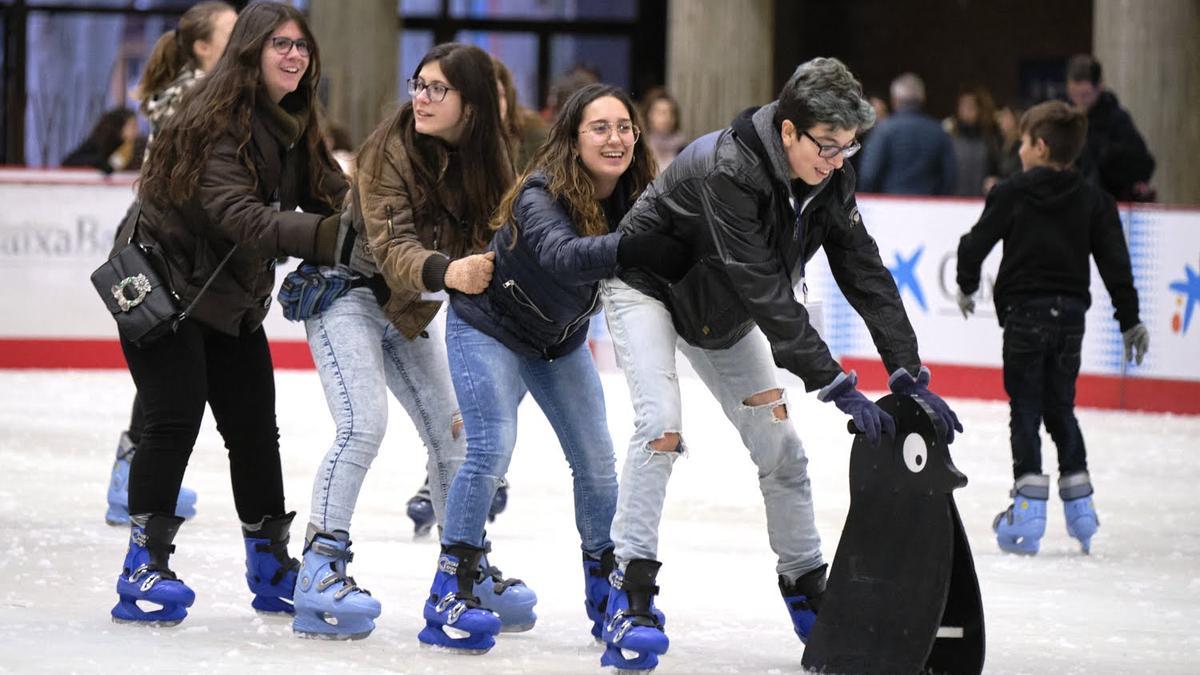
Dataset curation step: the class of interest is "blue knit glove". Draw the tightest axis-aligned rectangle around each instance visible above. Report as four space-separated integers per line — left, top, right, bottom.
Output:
819 371 896 446
888 366 963 443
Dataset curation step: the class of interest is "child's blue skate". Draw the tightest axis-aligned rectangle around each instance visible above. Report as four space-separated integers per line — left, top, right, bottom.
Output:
418 545 502 653
602 559 669 673
406 480 509 538
584 549 617 640
293 526 381 639
778 563 827 643
1060 472 1099 553
475 543 537 632
111 514 195 626
242 512 300 614
993 473 1049 555
105 432 197 525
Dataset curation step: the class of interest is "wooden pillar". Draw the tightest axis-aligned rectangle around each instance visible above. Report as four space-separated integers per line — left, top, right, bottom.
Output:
667 0 774 140
1093 0 1200 204
308 0 397 146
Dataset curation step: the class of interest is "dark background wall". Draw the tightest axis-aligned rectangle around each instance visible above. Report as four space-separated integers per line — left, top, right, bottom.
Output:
774 0 1093 117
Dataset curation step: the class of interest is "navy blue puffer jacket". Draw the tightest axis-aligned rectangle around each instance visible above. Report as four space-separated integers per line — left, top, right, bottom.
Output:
450 172 624 359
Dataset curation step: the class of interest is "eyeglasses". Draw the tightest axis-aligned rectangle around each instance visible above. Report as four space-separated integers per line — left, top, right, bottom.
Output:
578 121 640 145
407 78 457 103
801 129 860 159
269 36 311 57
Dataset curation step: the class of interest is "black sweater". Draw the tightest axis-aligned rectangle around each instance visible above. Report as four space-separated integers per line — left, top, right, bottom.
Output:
956 166 1140 330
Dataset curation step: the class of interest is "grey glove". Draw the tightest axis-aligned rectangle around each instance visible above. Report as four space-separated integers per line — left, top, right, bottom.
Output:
1122 323 1149 365
956 288 975 319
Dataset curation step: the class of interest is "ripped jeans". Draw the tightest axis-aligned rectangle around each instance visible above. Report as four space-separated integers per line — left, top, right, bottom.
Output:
305 287 465 533
600 278 823 580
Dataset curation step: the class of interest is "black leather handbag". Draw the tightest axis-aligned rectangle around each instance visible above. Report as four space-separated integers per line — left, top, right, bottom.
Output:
91 202 235 346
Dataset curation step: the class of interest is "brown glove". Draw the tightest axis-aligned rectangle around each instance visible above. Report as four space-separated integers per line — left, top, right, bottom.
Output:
443 251 496 294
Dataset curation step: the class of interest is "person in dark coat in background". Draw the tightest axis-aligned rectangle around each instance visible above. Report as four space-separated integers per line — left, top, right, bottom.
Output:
858 72 956 195
957 100 1148 557
598 57 961 671
416 83 686 655
109 2 346 628
1065 54 1156 202
61 107 139 173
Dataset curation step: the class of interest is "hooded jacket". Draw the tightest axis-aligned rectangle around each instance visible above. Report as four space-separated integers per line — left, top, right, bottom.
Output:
957 166 1139 330
450 171 625 359
618 102 921 392
1074 90 1155 202
131 93 347 336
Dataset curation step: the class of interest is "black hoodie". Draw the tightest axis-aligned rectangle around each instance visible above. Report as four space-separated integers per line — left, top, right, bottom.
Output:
1074 90 1155 202
956 166 1140 330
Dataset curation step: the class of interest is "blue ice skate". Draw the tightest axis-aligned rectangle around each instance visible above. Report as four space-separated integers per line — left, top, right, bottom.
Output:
418 545 502 653
475 543 537 632
602 559 669 672
243 512 300 614
1060 472 1099 553
779 563 827 643
993 474 1049 555
105 432 197 525
488 481 508 522
407 480 508 538
111 514 195 626
586 549 665 641
293 527 381 639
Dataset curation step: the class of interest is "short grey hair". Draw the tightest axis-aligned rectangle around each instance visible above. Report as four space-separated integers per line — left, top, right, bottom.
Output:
890 72 925 106
777 57 876 133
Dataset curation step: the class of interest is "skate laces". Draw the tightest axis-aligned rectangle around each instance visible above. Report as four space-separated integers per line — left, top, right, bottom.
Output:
478 563 525 593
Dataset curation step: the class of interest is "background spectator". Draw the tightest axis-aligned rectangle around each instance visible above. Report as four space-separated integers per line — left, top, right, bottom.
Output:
1066 54 1156 202
858 72 956 195
61 107 140 174
944 87 1002 196
640 86 687 170
494 55 548 172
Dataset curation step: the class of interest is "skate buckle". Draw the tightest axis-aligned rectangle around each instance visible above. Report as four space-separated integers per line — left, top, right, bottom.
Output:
612 617 632 643
127 563 150 583
435 591 469 625
140 572 162 592
605 609 626 634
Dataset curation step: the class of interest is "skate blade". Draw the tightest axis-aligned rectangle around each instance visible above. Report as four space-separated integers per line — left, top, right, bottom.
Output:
293 627 373 641
418 642 492 655
111 615 183 628
498 621 535 633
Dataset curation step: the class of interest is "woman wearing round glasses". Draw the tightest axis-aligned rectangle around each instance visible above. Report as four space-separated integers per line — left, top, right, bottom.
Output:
111 2 346 627
287 42 534 639
417 83 690 654
596 57 960 671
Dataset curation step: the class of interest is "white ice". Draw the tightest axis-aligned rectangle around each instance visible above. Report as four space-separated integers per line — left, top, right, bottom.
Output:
0 368 1197 674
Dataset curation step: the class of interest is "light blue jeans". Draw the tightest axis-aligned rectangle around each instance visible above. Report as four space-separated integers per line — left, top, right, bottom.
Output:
305 286 465 533
441 306 617 557
600 278 824 580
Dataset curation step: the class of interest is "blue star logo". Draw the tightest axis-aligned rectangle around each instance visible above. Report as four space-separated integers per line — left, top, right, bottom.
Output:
1169 264 1200 334
889 246 927 312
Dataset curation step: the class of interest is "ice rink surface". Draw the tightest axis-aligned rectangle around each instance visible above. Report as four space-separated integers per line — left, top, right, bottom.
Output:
1 368 1197 674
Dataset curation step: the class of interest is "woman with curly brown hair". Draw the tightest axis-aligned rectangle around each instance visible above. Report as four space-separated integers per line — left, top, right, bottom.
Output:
417 83 690 654
111 1 345 627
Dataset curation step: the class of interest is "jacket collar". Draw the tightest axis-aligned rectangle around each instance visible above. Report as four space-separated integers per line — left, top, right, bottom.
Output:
255 92 308 148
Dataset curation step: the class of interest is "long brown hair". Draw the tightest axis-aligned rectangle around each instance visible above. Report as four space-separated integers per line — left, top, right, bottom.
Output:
494 83 656 240
358 43 513 250
134 1 235 108
139 2 338 210
492 55 522 158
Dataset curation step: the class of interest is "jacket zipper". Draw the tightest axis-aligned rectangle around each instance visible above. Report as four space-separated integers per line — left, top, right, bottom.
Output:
385 205 395 237
503 280 553 322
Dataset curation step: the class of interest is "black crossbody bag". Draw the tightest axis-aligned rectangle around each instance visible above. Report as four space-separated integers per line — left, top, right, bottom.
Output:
90 202 236 346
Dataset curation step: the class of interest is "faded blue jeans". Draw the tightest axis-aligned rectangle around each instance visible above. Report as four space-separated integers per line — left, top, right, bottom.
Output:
305 286 465 533
600 278 824 580
441 306 617 557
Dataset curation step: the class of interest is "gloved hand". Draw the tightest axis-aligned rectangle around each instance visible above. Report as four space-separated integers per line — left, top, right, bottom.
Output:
312 212 342 266
818 371 895 446
617 231 693 282
444 251 495 294
889 366 964 443
1122 323 1149 365
956 287 975 319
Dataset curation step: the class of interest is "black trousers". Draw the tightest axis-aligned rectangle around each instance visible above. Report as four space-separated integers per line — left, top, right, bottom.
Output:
1002 296 1089 480
121 321 285 523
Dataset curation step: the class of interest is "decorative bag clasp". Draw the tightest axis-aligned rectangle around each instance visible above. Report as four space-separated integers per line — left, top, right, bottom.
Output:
112 274 152 312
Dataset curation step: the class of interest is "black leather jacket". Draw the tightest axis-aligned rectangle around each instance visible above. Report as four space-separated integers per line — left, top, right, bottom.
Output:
618 106 921 391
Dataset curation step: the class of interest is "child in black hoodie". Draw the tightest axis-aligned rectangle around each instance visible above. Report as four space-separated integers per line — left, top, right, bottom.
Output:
956 100 1148 556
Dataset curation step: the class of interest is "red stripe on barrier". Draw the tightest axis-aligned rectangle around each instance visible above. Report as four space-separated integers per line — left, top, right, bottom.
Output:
1 339 1195 414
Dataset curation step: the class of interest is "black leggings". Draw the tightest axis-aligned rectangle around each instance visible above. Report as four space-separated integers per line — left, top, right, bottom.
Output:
121 321 285 523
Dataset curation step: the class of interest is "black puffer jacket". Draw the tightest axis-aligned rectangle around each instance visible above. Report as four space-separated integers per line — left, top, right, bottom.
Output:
450 172 624 359
1075 91 1155 202
618 103 921 391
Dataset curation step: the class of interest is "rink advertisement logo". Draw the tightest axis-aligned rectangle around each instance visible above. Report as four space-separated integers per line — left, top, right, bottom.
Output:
1168 261 1200 335
0 217 116 258
888 245 927 312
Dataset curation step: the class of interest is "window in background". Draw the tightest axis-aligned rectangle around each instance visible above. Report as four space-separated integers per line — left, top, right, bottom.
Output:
455 30 538 111
398 30 435 91
550 34 630 91
399 0 441 18
448 0 636 20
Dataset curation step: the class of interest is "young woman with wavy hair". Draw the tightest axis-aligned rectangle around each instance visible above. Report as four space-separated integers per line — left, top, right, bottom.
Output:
111 1 346 628
288 42 534 640
104 0 236 532
417 83 690 653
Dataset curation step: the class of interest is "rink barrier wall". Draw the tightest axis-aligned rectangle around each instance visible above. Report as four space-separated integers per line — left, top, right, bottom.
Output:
2 169 1197 415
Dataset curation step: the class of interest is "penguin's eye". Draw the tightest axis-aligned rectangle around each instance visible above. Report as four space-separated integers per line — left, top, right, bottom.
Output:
902 433 927 473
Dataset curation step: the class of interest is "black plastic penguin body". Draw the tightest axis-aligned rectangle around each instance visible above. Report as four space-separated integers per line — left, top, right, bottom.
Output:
802 393 985 675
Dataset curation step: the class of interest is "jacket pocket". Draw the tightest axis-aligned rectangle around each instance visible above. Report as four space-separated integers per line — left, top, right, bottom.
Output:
667 260 748 345
502 279 554 323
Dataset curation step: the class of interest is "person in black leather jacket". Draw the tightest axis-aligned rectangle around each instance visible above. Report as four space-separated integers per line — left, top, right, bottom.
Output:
598 58 962 663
